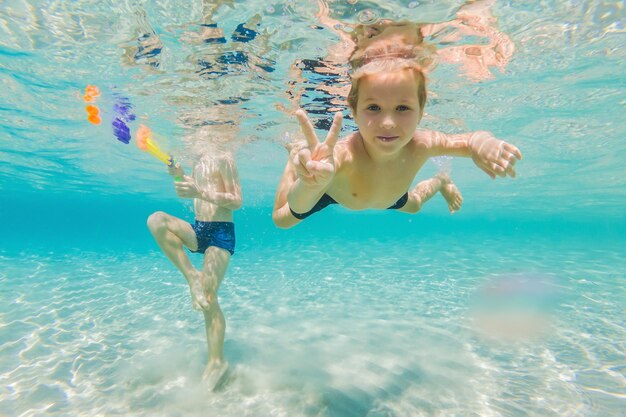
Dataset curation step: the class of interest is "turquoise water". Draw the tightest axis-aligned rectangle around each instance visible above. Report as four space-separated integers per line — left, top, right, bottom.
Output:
1 1 625 416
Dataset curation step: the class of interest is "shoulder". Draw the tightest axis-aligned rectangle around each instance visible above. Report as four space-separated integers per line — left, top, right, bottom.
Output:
406 129 440 161
412 128 439 149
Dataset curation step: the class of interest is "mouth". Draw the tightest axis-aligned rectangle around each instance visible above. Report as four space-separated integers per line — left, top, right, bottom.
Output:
377 136 400 142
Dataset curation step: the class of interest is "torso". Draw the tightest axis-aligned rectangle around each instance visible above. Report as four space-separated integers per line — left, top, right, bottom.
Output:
325 131 430 210
193 155 234 222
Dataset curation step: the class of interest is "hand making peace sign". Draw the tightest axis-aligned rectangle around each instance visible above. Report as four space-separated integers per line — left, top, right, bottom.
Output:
288 109 343 188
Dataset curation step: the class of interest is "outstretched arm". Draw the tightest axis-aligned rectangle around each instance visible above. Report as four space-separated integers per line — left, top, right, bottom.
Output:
420 129 522 179
272 110 343 229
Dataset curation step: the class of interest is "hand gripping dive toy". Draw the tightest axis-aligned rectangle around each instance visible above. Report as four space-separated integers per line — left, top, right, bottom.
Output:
136 124 182 181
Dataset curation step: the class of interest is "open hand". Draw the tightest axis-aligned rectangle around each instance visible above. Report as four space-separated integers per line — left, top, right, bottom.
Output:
287 109 343 188
469 131 522 178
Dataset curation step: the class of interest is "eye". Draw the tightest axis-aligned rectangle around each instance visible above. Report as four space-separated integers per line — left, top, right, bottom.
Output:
396 105 411 112
366 104 380 111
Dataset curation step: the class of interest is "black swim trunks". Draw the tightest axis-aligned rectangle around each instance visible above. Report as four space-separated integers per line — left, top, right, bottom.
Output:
289 192 409 220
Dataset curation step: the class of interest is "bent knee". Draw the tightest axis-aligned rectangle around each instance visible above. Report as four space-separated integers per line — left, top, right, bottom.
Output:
273 219 293 229
404 197 422 214
147 211 169 232
272 211 298 229
206 291 217 305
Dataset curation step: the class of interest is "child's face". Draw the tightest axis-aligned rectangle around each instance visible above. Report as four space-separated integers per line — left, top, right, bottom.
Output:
353 70 422 156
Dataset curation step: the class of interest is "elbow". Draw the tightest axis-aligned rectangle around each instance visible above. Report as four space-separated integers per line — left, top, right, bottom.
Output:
272 210 296 229
227 191 242 210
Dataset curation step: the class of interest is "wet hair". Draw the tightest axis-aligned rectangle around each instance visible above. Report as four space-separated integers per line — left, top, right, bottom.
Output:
346 22 435 115
347 59 427 115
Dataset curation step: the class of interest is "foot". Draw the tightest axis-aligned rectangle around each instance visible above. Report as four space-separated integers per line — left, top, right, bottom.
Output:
202 361 229 391
187 271 210 311
437 174 463 213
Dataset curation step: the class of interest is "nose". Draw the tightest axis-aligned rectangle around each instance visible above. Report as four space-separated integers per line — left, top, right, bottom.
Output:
381 115 395 130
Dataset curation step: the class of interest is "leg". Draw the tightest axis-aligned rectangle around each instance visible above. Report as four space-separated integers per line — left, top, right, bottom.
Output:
400 173 463 214
199 246 231 390
146 211 209 310
438 173 463 213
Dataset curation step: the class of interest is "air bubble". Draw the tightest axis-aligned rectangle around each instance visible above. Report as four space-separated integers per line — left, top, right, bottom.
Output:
266 6 275 14
408 1 419 8
358 9 378 24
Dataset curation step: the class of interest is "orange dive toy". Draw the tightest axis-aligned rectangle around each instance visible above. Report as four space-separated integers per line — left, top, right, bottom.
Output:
83 85 101 125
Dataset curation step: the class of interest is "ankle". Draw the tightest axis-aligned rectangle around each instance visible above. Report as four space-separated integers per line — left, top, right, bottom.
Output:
435 172 450 184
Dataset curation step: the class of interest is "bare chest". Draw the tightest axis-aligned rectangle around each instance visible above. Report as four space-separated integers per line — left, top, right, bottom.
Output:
193 167 224 192
329 156 424 210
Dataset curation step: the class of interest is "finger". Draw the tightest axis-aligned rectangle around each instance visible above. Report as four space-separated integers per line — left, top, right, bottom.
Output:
297 148 311 167
289 144 305 162
295 149 312 176
500 159 516 178
505 164 517 178
306 160 333 175
507 168 517 178
291 146 305 166
504 143 522 160
491 162 506 178
503 152 517 166
295 109 319 148
324 112 343 148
